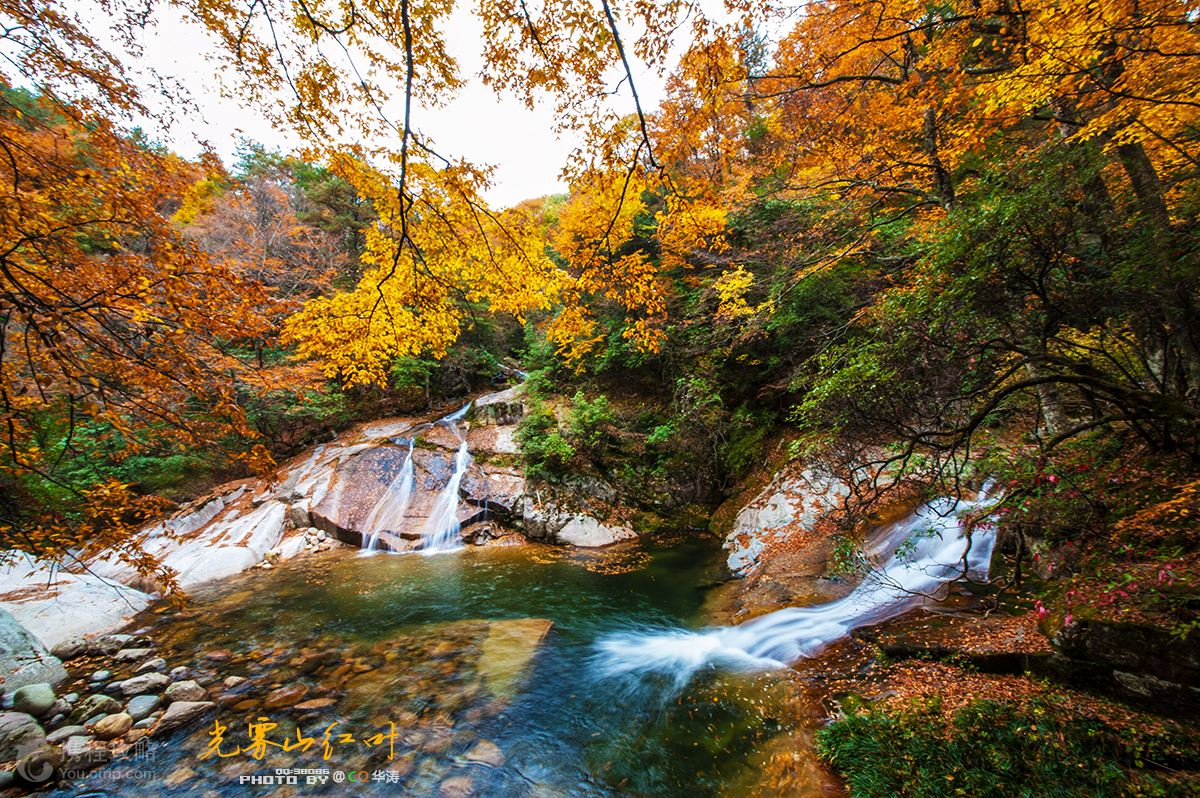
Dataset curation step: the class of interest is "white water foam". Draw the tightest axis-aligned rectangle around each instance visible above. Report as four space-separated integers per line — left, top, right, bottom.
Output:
420 402 472 554
595 485 999 688
359 438 416 554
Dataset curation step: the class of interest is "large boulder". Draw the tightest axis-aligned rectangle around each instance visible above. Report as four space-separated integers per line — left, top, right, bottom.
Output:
555 515 636 547
0 712 44 762
0 564 150 652
722 462 851 574
1048 619 1200 716
0 609 65 690
471 387 525 426
521 501 634 548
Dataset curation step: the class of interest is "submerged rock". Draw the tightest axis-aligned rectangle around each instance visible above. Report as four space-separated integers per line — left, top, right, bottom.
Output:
164 680 205 703
263 684 309 708
152 701 215 737
464 739 504 767
478 618 554 700
439 774 475 798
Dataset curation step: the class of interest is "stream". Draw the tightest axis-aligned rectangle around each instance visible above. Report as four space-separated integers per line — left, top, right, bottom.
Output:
50 535 835 798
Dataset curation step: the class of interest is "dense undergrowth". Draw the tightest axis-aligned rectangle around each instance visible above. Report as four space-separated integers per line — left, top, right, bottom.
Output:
816 698 1199 798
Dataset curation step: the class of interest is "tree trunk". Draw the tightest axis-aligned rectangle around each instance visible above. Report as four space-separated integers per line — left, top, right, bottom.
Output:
1116 141 1172 234
923 108 955 210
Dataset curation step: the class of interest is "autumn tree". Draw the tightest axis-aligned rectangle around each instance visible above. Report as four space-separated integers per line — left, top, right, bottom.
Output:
0 87 276 580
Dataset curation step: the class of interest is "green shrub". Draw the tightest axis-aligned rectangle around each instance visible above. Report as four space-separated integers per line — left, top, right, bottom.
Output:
567 391 613 450
516 399 576 479
817 698 1189 798
646 422 676 447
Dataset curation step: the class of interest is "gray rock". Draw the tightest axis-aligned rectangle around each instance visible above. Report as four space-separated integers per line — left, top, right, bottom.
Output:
0 711 45 761
60 735 110 773
151 701 214 737
132 717 156 730
89 669 111 683
222 676 246 689
68 694 121 724
722 462 853 574
49 637 89 661
0 609 67 689
114 647 155 662
135 657 166 673
11 683 55 718
126 694 161 721
82 713 107 727
164 680 205 703
87 634 133 655
555 515 635 548
63 692 78 704
90 712 132 740
119 672 170 696
288 502 312 529
47 713 64 727
45 725 86 744
168 666 189 680
49 699 70 717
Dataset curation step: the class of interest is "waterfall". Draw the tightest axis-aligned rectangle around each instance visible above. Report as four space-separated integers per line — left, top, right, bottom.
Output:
359 438 415 553
419 402 472 554
595 485 999 689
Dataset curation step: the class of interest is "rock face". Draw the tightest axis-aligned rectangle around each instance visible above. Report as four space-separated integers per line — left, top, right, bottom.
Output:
0 609 65 689
722 462 852 574
1048 619 1200 716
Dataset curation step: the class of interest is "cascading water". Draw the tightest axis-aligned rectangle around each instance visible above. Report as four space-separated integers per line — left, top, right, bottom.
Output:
595 485 999 689
419 402 472 554
359 438 415 554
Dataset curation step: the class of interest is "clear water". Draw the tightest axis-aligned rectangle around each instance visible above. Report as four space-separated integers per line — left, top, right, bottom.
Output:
52 537 836 797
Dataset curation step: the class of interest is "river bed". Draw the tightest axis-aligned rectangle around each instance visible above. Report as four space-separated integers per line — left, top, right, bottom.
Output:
51 536 838 797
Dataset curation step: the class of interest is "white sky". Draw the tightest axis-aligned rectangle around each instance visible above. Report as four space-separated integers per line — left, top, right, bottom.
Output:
110 3 673 208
